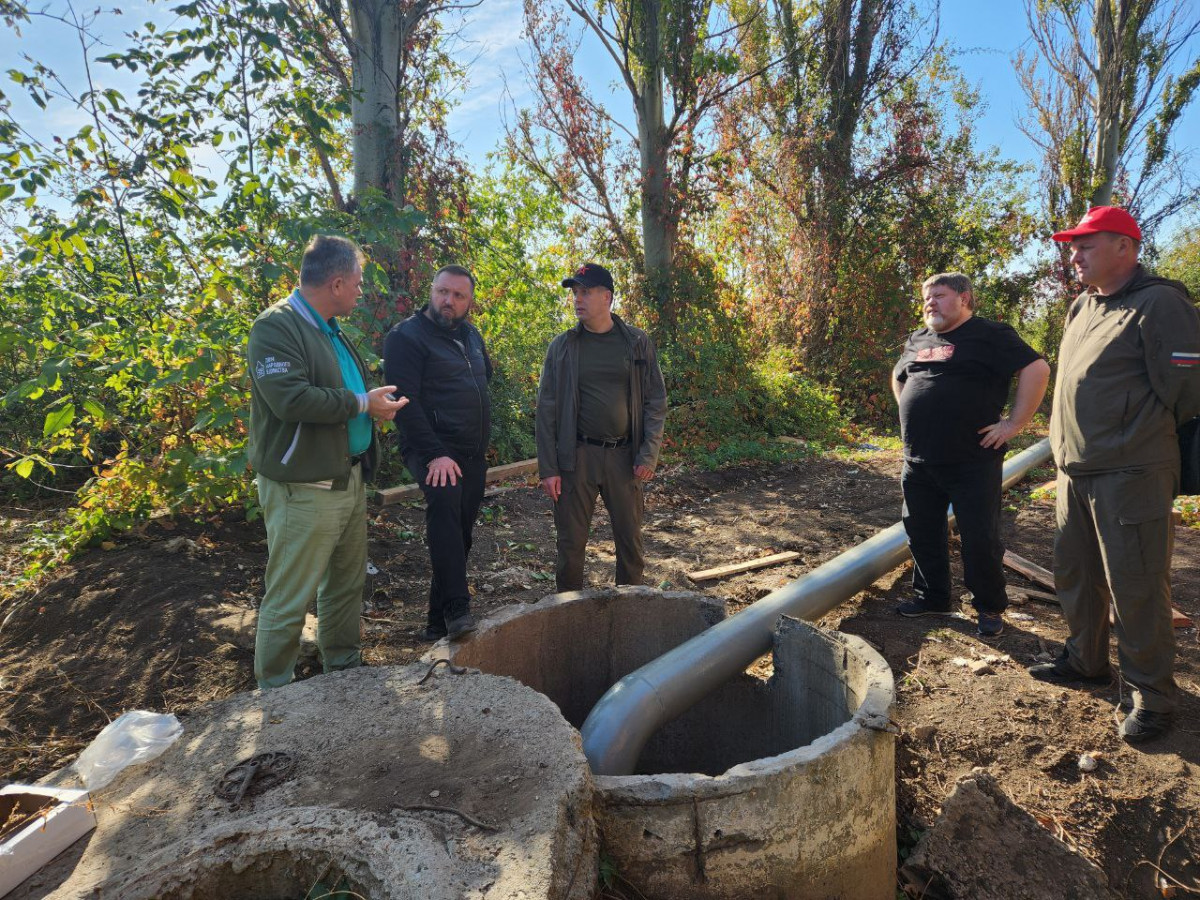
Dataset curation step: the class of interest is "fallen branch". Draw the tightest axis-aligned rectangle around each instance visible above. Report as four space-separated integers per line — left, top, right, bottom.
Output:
687 551 801 582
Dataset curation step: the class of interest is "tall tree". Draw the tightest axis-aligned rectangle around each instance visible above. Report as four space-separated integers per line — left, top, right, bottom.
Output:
715 0 938 367
1018 0 1200 231
303 0 474 309
512 0 750 332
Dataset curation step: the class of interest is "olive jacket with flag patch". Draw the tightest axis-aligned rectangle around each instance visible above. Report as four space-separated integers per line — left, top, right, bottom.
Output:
1051 266 1200 475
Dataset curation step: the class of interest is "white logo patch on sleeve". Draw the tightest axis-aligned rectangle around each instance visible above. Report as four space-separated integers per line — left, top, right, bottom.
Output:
255 356 291 378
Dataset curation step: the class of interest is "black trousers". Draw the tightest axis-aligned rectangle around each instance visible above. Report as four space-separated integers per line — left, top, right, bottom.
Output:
405 452 487 628
901 457 1007 614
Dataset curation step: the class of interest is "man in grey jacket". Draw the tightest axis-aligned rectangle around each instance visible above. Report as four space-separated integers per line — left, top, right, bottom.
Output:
1029 207 1200 744
536 264 667 591
247 235 407 689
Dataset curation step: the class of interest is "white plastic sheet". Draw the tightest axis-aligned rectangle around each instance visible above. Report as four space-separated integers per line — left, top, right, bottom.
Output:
72 710 182 791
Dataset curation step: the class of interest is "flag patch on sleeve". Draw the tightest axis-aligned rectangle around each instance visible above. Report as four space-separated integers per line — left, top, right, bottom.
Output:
1171 352 1200 367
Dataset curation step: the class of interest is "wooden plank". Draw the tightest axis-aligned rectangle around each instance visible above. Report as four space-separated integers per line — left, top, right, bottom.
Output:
1021 589 1060 605
688 551 801 582
1108 605 1192 628
375 458 539 506
1003 551 1056 591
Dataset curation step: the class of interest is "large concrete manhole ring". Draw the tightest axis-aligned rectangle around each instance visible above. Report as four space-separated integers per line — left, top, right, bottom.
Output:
15 666 598 900
447 587 898 899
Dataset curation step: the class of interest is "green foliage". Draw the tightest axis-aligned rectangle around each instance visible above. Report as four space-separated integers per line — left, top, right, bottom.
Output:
0 0 420 571
467 162 573 465
1159 224 1200 299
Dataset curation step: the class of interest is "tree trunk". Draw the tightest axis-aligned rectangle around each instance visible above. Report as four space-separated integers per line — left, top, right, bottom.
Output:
633 0 676 319
1090 0 1122 207
349 0 401 200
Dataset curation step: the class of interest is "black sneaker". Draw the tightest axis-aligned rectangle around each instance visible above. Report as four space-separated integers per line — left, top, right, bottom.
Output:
446 613 477 641
895 598 955 617
1028 652 1110 685
417 625 448 642
1119 708 1172 744
977 612 1004 637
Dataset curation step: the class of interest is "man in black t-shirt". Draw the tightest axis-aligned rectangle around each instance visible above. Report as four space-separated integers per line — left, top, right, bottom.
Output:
892 272 1050 636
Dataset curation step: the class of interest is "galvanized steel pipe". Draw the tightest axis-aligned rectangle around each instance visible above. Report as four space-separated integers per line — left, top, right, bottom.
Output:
581 438 1054 775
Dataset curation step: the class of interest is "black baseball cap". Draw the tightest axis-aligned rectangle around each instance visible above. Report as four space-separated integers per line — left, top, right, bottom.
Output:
562 263 614 292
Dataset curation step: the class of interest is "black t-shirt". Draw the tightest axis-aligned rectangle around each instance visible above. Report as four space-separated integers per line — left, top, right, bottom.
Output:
894 316 1041 464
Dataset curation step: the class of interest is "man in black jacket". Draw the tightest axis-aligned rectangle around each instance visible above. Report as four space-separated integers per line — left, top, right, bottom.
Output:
384 265 492 641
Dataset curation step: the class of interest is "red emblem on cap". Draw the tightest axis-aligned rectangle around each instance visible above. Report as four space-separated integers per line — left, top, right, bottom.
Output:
577 266 588 275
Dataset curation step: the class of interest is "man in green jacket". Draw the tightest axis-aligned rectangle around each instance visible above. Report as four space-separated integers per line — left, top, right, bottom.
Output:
536 263 667 591
1030 207 1200 744
247 235 408 689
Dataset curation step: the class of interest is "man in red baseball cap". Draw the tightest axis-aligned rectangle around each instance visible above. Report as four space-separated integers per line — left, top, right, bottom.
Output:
1030 206 1200 744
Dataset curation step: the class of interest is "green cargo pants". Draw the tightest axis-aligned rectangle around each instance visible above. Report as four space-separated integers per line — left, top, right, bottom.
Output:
254 466 366 689
554 442 645 592
1054 468 1177 713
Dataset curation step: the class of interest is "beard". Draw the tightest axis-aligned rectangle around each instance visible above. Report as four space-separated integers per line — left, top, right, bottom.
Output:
428 303 467 330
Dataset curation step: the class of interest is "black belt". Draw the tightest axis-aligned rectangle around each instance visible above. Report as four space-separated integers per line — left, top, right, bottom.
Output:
578 434 629 448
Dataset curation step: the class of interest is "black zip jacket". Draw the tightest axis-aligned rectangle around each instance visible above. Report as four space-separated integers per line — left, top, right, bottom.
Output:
383 305 492 464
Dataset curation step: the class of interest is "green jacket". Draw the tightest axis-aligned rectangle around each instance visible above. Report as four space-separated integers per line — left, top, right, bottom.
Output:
247 294 379 488
535 314 667 478
1052 266 1200 475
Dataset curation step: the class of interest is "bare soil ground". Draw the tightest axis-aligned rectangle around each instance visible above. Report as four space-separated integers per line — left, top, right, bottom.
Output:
3 446 1199 898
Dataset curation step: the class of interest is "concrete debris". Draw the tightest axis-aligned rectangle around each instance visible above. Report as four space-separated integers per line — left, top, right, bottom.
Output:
899 770 1120 900
968 660 995 676
1077 753 1099 773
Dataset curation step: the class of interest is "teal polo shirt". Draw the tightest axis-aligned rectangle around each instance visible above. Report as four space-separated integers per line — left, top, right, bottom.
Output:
294 290 372 456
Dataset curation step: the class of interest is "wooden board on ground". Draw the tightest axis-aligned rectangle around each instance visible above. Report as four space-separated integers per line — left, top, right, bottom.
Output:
1022 589 1060 605
375 458 539 506
1108 606 1193 628
1010 559 1193 628
1003 551 1056 591
688 551 801 582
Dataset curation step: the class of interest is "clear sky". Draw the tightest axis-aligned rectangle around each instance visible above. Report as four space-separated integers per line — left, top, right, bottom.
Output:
3 0 1198 235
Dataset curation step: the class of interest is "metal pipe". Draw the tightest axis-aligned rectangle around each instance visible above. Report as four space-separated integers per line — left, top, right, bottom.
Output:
581 438 1054 775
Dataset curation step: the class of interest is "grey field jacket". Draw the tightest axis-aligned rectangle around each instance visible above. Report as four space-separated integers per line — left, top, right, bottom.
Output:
535 314 667 479
1051 266 1200 475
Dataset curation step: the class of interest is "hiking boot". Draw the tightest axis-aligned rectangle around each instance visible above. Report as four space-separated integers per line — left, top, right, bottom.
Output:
1028 651 1110 685
446 613 477 641
1119 708 1172 744
417 625 448 642
976 612 1004 637
895 598 955 617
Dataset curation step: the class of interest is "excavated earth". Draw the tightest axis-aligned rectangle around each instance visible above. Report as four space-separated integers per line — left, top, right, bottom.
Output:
3 442 1200 898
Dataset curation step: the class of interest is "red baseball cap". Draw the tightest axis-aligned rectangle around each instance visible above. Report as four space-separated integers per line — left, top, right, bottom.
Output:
1052 206 1142 242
